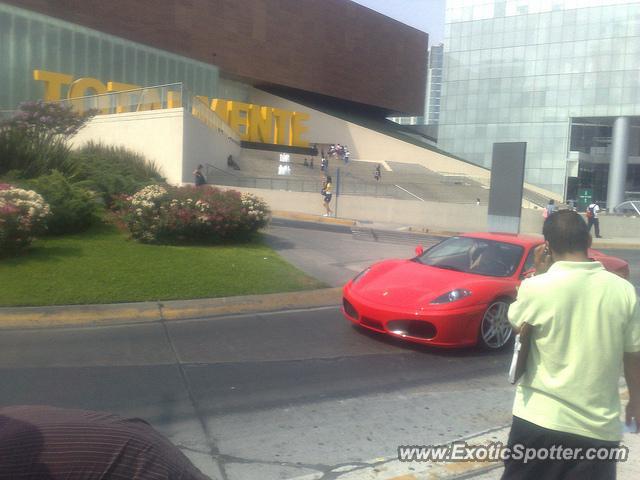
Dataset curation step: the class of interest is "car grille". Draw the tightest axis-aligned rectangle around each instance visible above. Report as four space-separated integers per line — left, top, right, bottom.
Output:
343 298 358 319
361 316 385 332
387 320 437 340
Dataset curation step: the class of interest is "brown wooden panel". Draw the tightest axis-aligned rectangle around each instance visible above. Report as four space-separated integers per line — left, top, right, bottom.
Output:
6 0 428 114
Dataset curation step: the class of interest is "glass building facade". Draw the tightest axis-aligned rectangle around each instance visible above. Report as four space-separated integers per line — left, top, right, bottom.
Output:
388 43 444 138
426 44 444 125
438 0 640 197
0 3 250 110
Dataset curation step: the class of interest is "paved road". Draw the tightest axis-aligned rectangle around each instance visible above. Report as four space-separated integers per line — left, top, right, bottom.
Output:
0 307 514 480
262 223 431 287
1 225 638 480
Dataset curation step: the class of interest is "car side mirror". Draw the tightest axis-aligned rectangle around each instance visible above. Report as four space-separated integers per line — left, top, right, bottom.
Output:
415 245 424 256
520 268 536 279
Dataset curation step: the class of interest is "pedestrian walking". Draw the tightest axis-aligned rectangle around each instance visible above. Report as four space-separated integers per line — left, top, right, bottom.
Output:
374 164 381 181
586 201 602 238
542 199 556 219
193 164 206 186
503 210 640 479
321 175 333 217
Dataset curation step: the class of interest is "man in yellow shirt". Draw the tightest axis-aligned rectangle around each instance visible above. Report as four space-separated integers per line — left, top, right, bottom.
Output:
504 210 640 479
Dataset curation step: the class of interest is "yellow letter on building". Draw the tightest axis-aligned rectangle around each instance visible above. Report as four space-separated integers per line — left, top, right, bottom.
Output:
33 70 73 101
68 77 108 114
272 108 293 145
249 105 274 143
68 77 108 98
228 101 252 141
291 112 310 147
211 99 231 124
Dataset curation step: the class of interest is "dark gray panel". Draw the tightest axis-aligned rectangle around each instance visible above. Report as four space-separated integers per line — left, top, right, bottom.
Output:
488 142 526 218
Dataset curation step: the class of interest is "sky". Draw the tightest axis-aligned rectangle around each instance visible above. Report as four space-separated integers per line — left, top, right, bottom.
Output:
349 0 446 45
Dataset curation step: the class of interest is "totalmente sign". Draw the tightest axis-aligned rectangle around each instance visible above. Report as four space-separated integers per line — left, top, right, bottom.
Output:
33 69 309 147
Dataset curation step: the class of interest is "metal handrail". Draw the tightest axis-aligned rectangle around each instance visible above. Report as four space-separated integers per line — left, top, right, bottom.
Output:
206 163 241 178
62 82 183 103
187 94 240 144
54 82 240 144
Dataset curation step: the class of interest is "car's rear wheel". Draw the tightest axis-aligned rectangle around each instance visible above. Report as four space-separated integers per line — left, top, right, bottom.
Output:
479 300 513 350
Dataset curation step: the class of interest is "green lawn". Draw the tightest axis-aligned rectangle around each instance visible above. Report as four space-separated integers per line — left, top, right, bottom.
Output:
0 223 325 307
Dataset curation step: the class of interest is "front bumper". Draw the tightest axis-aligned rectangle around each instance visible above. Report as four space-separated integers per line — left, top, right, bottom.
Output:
342 286 486 348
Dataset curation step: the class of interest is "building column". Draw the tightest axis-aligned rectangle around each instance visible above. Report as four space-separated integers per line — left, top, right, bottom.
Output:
607 116 630 211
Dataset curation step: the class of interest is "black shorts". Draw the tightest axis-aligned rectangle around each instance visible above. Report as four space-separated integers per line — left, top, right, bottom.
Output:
502 416 619 480
324 193 332 203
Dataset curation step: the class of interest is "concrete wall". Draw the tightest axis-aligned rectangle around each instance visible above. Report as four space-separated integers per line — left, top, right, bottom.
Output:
71 108 241 186
182 113 241 184
71 109 184 184
213 185 640 238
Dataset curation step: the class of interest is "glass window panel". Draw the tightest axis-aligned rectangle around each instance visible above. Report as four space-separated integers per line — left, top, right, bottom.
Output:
57 28 73 79
121 46 134 84
74 32 87 77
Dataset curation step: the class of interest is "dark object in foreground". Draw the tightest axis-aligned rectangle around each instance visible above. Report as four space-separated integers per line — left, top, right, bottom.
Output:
0 405 211 480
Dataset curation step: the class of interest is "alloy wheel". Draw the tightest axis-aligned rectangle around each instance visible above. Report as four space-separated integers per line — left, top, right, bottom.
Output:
479 300 513 349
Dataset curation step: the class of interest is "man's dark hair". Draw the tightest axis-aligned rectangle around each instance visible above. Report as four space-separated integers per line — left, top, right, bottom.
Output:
542 210 590 254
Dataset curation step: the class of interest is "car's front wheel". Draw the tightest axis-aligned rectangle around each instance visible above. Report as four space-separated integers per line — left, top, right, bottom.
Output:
479 300 513 350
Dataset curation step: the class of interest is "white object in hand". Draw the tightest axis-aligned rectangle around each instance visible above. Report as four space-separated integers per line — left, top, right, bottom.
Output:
622 418 638 434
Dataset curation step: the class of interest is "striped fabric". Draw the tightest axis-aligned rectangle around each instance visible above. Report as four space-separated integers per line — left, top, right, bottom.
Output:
0 405 211 480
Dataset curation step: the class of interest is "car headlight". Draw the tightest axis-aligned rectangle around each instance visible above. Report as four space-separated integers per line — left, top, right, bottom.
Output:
430 289 472 304
352 267 371 285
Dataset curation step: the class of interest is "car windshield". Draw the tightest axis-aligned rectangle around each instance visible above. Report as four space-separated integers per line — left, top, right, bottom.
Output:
414 236 524 278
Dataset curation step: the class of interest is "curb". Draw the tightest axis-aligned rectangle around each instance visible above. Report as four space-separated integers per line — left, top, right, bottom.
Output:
591 241 640 250
0 287 343 330
272 210 356 227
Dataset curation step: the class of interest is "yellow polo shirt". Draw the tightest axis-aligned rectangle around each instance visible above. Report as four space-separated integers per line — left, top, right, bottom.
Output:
508 261 640 441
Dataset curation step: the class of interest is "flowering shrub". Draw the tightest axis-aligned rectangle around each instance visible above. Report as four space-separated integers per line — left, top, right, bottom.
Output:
3 100 94 137
0 100 95 179
0 183 51 254
122 185 270 244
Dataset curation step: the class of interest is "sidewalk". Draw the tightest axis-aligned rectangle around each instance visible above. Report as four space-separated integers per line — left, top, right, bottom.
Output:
271 211 640 250
326 410 640 480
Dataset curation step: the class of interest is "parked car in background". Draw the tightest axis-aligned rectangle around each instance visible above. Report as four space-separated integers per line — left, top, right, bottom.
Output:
613 200 640 216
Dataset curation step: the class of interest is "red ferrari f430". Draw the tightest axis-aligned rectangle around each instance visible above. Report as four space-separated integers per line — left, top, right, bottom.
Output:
342 233 629 350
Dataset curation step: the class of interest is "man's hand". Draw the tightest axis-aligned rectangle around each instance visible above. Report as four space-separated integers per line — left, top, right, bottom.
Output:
625 352 640 434
626 400 640 433
533 244 553 275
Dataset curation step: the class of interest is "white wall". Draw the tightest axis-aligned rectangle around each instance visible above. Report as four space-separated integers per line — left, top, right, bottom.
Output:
182 113 242 184
71 108 242 186
71 109 185 184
